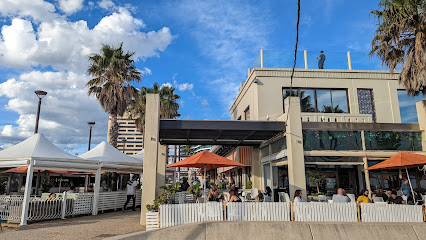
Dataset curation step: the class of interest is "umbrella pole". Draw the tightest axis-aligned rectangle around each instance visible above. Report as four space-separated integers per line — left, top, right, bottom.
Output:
405 166 416 204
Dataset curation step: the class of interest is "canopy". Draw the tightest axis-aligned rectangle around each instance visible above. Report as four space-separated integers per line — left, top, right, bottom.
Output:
80 141 141 164
0 166 100 175
363 152 426 171
0 133 81 161
131 149 144 164
168 150 245 170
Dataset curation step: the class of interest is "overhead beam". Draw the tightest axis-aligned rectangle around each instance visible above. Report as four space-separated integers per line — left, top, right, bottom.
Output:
212 130 223 145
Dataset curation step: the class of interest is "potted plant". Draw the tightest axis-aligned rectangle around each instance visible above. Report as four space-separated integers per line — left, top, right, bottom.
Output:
246 180 253 189
145 192 168 230
188 182 201 202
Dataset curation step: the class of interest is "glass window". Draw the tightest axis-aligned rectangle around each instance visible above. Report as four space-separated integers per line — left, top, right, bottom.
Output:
331 90 349 113
260 145 269 157
300 89 316 112
316 90 333 113
364 131 422 151
303 130 362 151
271 137 286 154
397 90 426 123
244 106 250 120
283 88 298 113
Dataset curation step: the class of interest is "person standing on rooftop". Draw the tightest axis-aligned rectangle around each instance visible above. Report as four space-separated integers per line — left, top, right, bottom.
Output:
317 51 326 69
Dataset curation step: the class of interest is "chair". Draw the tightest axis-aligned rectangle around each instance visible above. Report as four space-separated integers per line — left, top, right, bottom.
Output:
346 194 356 203
250 188 258 199
264 196 272 202
278 192 291 202
318 195 327 202
178 195 185 204
373 197 384 203
328 200 333 203
402 195 408 202
196 197 205 203
223 192 230 202
245 193 251 201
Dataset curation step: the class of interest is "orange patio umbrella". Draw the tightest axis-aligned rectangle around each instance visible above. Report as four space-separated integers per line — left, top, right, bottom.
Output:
363 152 426 203
168 151 245 198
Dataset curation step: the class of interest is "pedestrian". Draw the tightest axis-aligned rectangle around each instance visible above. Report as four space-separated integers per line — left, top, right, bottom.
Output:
332 188 351 203
123 175 138 211
316 51 326 69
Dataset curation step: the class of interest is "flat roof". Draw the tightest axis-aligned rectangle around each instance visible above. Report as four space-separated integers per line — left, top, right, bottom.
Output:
159 119 284 146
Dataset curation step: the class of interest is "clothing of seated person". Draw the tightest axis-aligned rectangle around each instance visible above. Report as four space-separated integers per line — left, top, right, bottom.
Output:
293 189 305 202
407 192 422 205
227 190 241 202
375 188 388 202
357 189 371 203
387 191 405 204
332 188 350 203
181 180 190 191
263 186 272 197
207 188 223 202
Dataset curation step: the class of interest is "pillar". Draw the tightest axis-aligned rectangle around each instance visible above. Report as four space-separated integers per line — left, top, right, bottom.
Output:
92 167 101 215
251 147 262 190
416 100 426 150
20 160 34 226
347 51 352 70
284 96 307 200
156 143 167 193
260 49 264 68
361 130 372 198
304 50 308 69
141 94 160 225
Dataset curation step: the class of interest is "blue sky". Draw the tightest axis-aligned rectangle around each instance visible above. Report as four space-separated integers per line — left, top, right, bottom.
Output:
0 0 423 153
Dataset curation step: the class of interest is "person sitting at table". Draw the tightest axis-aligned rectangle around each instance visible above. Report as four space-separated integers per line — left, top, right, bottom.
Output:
48 193 57 200
357 189 373 203
293 189 305 202
375 188 388 202
67 186 76 193
227 190 241 202
387 190 405 204
207 187 223 202
332 188 351 203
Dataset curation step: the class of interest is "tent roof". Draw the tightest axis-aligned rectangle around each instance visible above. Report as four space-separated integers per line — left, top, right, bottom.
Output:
80 141 141 164
0 133 81 161
131 149 144 164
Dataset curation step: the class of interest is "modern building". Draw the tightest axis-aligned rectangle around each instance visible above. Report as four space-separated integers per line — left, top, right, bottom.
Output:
216 49 426 200
106 115 143 156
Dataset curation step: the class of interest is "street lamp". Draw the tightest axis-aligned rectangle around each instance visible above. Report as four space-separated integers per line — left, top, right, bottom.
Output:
87 122 96 151
34 90 47 134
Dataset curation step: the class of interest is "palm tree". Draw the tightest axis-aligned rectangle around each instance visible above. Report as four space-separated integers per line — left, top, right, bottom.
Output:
182 145 194 156
87 43 141 147
370 0 426 96
128 82 181 142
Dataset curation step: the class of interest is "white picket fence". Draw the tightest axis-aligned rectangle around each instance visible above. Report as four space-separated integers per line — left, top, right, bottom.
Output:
293 202 358 222
0 195 24 222
97 190 142 212
159 202 223 228
361 203 424 222
227 202 291 221
73 193 93 215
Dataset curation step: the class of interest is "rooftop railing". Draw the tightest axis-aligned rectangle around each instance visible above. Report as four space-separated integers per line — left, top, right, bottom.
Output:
249 49 389 72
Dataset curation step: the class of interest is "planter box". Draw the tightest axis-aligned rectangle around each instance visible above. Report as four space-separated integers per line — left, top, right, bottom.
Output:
146 211 159 231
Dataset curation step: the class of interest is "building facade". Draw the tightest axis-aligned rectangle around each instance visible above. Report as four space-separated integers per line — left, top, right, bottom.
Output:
106 116 143 156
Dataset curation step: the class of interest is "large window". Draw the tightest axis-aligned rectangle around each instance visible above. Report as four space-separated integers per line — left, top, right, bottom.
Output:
283 88 349 113
397 90 425 123
303 130 362 151
364 131 422 151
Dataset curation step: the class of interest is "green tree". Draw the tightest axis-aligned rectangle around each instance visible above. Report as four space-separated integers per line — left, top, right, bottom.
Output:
87 43 141 147
370 0 426 96
128 82 180 139
306 170 327 193
182 145 194 156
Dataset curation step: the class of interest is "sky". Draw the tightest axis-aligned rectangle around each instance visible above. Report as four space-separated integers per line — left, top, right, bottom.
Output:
0 0 423 154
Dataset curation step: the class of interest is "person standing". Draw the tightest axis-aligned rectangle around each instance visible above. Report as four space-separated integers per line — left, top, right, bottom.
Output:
316 51 326 69
400 179 411 198
123 175 138 211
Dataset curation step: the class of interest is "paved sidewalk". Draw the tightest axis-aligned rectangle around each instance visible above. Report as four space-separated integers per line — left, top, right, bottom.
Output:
0 210 145 240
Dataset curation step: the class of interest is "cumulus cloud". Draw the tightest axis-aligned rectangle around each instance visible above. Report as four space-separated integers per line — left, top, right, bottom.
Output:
58 0 84 14
161 82 173 89
177 83 193 91
0 0 60 22
98 0 116 10
142 67 152 76
0 8 174 73
0 71 109 147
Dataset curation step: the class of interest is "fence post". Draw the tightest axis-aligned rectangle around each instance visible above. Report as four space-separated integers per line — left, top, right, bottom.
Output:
357 204 361 222
291 202 294 221
62 191 67 219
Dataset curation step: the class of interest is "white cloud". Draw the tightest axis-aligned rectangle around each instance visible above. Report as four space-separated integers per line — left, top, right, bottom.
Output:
161 82 173 89
0 71 109 146
58 0 84 14
177 83 193 91
142 67 152 76
201 99 208 107
0 0 59 22
0 8 174 73
98 0 116 10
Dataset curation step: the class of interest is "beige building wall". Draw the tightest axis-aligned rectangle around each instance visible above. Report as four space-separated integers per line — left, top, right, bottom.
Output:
230 69 403 123
107 116 143 155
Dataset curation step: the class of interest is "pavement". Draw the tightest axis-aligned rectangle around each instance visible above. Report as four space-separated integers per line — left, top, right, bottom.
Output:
0 210 146 240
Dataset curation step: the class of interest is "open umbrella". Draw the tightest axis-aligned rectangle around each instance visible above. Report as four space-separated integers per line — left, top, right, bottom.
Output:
168 151 245 200
363 152 426 203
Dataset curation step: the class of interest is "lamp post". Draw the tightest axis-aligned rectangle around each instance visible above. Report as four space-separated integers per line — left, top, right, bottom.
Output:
34 90 47 134
87 122 96 151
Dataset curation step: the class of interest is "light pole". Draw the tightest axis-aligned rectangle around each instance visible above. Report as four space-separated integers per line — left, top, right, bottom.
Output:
87 122 96 151
34 90 47 134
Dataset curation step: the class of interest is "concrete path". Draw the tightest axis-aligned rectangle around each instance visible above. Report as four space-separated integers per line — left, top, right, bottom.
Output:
0 210 145 240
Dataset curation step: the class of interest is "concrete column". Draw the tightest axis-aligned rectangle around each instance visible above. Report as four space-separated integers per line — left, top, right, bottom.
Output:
361 130 371 198
416 100 426 150
260 49 264 68
284 96 307 200
347 51 352 70
20 160 34 226
156 143 167 193
92 167 101 215
141 93 161 225
304 50 308 69
251 147 262 190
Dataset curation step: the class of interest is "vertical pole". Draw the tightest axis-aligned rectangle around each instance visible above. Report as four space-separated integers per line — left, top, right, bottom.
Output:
88 126 93 151
405 166 416 203
62 191 67 219
35 170 40 196
120 175 123 190
304 50 308 69
20 160 34 226
84 175 88 192
347 51 352 70
92 167 101 215
260 49 264 68
361 130 371 199
34 98 42 134
7 173 12 194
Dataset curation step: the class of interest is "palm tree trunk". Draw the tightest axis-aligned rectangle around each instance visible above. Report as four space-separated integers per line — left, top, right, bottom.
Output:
109 114 119 148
